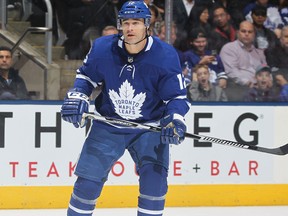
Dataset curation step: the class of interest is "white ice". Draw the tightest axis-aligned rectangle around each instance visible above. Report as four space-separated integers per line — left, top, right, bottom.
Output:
1 206 288 216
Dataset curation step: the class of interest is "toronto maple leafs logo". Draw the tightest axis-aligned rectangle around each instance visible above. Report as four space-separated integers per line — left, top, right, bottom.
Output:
109 80 146 120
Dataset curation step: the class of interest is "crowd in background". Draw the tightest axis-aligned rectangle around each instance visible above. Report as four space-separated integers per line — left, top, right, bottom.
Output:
2 0 288 102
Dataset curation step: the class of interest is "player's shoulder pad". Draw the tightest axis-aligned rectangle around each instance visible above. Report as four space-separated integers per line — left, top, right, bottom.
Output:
152 36 178 55
90 34 119 56
150 36 180 67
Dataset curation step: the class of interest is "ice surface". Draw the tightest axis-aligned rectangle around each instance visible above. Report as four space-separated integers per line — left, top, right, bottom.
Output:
1 206 288 216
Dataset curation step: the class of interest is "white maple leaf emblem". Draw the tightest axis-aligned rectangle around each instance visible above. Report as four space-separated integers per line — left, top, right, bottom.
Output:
109 80 146 120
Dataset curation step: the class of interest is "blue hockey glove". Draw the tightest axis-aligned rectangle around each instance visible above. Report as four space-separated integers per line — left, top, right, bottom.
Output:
160 114 187 145
61 89 89 128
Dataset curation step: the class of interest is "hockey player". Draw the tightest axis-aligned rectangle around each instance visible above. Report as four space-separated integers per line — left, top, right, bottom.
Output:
60 1 190 216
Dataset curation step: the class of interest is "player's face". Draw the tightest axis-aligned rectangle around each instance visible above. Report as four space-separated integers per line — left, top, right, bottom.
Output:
121 18 147 44
0 50 12 71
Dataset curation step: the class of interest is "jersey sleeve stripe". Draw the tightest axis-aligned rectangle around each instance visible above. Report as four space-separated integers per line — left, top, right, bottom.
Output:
163 95 187 104
76 74 100 88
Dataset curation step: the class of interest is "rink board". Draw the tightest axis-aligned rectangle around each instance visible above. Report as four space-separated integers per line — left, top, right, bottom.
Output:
1 184 288 209
1 102 288 208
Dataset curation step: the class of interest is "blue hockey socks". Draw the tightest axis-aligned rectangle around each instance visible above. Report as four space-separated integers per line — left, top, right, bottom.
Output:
67 177 104 216
137 164 168 216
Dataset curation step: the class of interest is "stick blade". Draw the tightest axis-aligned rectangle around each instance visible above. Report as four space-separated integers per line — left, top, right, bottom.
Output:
251 143 288 156
278 143 288 155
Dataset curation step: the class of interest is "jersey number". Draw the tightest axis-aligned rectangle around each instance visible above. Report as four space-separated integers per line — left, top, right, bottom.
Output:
177 74 186 90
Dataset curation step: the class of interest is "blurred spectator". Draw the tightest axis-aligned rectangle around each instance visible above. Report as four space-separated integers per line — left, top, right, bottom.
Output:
157 22 177 43
275 68 288 101
148 4 161 36
157 21 188 83
214 0 229 7
265 25 288 95
220 21 267 101
265 25 288 69
101 25 118 36
7 0 21 8
173 0 195 39
0 46 30 100
211 5 237 53
278 0 288 25
153 0 165 20
144 0 153 5
27 0 58 42
251 5 278 50
187 64 228 101
184 28 227 88
189 3 212 38
89 25 118 101
53 0 95 59
157 21 185 65
82 25 118 56
243 64 277 101
93 0 119 33
244 0 284 33
213 0 251 29
7 0 28 21
54 0 120 59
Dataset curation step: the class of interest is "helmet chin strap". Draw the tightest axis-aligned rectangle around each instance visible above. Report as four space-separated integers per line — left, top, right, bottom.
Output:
124 34 148 45
121 28 150 45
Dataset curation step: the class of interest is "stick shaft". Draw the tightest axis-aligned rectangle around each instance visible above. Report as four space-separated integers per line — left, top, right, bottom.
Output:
83 113 288 156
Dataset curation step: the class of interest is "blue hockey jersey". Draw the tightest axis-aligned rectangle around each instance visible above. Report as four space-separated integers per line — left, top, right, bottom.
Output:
74 34 190 126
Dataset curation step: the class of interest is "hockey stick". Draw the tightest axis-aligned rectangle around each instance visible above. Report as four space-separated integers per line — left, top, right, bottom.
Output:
82 113 288 156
